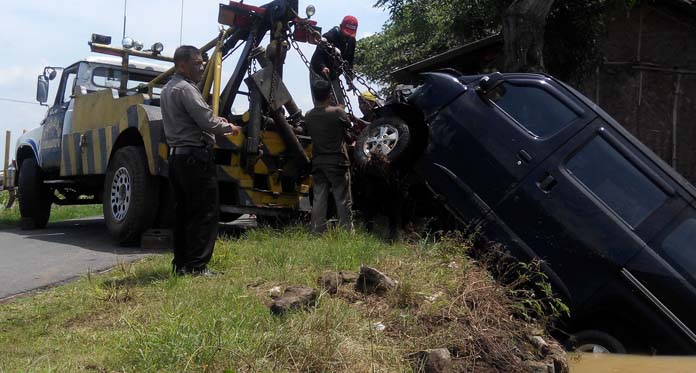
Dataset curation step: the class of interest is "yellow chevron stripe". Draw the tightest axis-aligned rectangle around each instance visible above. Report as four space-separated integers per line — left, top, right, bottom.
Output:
254 159 268 174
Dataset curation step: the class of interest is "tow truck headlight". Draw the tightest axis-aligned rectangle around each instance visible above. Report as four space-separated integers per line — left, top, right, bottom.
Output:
152 42 164 55
306 5 316 18
133 40 144 51
122 37 134 49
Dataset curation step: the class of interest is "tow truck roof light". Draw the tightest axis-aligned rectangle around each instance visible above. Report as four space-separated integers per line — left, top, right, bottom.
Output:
91 33 112 45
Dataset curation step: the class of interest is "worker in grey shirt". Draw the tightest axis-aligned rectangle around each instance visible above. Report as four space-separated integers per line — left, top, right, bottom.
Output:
161 45 239 276
305 79 354 233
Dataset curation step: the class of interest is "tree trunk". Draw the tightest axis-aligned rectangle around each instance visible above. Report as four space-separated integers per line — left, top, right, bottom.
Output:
502 0 555 72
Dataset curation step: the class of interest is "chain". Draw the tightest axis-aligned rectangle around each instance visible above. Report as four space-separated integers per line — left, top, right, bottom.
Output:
337 79 355 119
289 31 338 109
353 73 382 106
290 34 312 70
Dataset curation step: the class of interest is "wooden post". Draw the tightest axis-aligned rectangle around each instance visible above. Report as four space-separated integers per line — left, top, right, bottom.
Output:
3 131 10 190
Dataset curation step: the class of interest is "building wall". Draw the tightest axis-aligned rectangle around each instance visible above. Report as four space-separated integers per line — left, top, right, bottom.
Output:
579 1 696 182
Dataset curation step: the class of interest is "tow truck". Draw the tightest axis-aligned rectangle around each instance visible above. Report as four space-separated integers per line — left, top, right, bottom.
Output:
14 1 322 244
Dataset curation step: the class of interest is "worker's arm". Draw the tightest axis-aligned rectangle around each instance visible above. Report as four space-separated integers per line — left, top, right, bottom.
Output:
180 85 237 136
311 27 342 76
310 46 329 76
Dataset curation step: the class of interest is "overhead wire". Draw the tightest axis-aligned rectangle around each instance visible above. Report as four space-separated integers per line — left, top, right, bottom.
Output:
0 98 39 105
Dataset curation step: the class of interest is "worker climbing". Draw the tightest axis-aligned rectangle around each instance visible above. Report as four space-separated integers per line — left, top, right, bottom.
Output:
309 15 358 106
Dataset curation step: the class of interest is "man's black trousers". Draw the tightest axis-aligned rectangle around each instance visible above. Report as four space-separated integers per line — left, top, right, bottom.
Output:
168 150 219 272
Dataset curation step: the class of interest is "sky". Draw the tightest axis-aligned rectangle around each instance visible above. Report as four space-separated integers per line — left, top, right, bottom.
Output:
0 0 389 164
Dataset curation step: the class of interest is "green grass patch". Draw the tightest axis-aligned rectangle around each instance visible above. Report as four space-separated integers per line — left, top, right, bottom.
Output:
0 190 102 229
0 227 558 371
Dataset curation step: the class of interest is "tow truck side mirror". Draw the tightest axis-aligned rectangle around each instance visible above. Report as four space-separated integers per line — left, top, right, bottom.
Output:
36 75 49 105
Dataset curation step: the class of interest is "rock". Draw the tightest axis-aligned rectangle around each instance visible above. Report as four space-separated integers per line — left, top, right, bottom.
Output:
530 335 550 355
411 348 451 373
355 265 397 294
318 271 359 294
318 273 341 294
270 285 318 315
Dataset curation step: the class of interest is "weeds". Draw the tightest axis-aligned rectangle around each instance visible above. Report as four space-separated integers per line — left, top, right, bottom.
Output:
440 231 570 325
0 227 566 372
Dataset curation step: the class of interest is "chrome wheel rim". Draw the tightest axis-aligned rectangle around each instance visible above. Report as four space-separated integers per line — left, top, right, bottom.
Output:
363 124 399 157
110 167 131 222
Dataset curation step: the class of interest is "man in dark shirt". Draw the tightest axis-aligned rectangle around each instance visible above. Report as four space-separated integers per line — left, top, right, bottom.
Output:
161 45 239 276
309 15 358 106
305 80 354 233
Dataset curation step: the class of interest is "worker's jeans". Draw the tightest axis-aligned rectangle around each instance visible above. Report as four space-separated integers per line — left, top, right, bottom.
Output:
311 165 353 233
169 151 219 272
310 71 346 106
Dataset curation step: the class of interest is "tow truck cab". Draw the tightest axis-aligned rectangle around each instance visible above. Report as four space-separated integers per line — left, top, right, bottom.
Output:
22 57 169 177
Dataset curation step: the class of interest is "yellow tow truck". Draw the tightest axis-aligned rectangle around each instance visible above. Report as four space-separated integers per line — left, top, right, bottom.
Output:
15 1 320 244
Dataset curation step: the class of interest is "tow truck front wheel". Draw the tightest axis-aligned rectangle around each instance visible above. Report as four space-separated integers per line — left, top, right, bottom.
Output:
103 146 158 245
18 157 52 229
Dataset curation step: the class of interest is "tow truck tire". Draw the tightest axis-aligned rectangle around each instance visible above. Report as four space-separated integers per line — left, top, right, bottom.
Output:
103 146 158 245
354 116 413 167
18 157 52 230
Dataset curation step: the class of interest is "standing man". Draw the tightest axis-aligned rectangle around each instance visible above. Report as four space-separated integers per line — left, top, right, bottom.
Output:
161 45 239 276
310 15 358 106
305 80 354 233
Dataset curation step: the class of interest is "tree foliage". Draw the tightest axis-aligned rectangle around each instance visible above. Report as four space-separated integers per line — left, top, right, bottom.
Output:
356 0 507 86
356 0 635 87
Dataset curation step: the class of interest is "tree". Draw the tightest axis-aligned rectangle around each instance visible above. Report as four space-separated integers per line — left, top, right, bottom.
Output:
355 0 632 89
356 0 504 87
502 0 555 72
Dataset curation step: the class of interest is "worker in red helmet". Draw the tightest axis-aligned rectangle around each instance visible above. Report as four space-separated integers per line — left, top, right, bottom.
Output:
310 15 358 106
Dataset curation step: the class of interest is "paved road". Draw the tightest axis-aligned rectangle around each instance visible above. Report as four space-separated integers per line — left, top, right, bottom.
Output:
0 216 255 301
0 217 155 300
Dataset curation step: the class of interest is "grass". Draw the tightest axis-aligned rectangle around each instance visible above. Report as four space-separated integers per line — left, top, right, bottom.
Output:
0 227 560 372
0 190 102 229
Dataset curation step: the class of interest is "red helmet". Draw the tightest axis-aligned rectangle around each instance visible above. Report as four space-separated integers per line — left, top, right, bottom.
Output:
340 15 358 38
